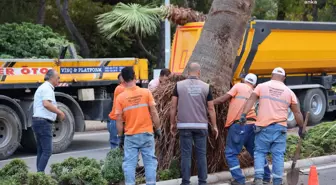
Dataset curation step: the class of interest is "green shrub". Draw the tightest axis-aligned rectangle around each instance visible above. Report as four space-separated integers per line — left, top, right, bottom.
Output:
102 148 124 183
0 159 28 184
285 122 336 160
28 172 58 185
0 177 17 185
51 156 106 185
59 166 108 185
159 159 180 181
0 22 72 58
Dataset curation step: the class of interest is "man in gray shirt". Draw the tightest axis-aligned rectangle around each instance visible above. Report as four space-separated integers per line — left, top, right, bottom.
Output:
32 69 65 173
170 63 218 185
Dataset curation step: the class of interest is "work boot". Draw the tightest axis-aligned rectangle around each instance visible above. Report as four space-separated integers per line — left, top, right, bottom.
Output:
230 180 245 185
253 179 263 185
262 179 271 184
253 179 271 185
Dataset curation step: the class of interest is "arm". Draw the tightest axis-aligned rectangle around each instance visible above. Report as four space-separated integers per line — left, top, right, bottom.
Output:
170 96 178 126
242 93 259 114
41 88 63 115
207 100 217 128
213 94 232 105
290 104 304 127
42 100 63 115
149 105 161 130
116 114 124 136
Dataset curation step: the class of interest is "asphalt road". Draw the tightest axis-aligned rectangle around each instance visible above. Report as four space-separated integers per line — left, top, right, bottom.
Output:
0 131 111 173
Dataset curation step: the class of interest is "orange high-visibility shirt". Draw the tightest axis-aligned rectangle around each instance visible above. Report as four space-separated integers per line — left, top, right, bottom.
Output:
109 84 125 120
225 83 257 127
115 86 156 135
254 80 298 127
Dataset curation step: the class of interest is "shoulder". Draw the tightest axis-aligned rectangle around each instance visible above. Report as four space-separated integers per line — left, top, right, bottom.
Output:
149 78 159 84
116 91 126 101
139 87 151 94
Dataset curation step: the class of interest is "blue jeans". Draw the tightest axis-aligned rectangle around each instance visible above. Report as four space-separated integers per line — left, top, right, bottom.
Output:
225 124 271 184
123 133 158 185
107 119 119 149
32 118 53 173
254 124 287 185
179 129 208 185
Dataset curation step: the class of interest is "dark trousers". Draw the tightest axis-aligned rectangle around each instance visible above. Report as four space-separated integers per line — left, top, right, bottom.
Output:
32 118 53 173
179 129 208 185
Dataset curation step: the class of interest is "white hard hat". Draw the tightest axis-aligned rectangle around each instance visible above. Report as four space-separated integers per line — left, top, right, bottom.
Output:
244 73 257 85
272 67 286 76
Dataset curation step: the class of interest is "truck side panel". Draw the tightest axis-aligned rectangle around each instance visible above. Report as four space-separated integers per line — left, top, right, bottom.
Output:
0 58 148 87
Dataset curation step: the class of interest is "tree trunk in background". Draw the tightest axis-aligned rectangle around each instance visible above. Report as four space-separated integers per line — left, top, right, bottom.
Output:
302 5 309 21
182 0 255 89
312 4 318 21
56 0 90 58
37 0 46 25
277 0 286 20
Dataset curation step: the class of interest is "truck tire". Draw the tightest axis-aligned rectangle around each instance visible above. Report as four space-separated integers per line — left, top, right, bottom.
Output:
53 102 75 153
0 105 22 159
300 89 326 125
287 100 300 128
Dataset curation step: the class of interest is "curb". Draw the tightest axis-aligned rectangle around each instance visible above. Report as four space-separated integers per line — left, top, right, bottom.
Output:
152 155 336 185
85 121 107 131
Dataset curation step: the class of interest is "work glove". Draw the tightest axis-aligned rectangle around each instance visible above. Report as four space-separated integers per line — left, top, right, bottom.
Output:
239 113 247 125
119 135 125 149
154 129 162 139
298 127 306 139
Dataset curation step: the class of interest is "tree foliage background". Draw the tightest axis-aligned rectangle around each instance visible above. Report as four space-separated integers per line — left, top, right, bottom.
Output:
1 0 336 67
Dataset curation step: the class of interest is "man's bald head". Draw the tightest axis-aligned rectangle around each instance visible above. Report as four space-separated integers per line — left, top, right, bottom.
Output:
188 63 201 76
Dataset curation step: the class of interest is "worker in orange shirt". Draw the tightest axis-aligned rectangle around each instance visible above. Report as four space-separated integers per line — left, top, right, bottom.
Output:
115 67 161 185
213 73 271 185
240 68 304 185
108 73 125 149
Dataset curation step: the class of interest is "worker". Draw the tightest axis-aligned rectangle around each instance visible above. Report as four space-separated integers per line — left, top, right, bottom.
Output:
148 68 171 92
213 73 271 185
115 67 161 185
108 73 125 149
240 67 305 185
32 69 65 173
170 62 218 185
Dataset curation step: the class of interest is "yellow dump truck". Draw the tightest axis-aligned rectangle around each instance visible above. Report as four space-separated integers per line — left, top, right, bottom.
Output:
169 20 336 127
0 57 148 159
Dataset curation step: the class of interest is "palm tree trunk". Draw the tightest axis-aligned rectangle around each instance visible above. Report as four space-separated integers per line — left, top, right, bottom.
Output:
56 0 90 58
37 0 46 25
182 0 255 89
134 33 158 62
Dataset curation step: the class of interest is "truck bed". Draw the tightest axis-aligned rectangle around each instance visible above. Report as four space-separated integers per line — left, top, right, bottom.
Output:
170 20 336 82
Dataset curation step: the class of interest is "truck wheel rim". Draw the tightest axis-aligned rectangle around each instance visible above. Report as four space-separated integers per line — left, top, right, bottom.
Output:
52 120 68 143
287 108 295 122
0 118 12 148
310 94 323 115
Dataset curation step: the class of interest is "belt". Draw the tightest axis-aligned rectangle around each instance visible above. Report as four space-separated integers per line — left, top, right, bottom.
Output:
233 118 256 124
32 117 54 124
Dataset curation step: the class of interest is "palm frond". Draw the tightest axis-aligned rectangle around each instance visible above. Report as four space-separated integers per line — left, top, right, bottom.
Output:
96 3 163 39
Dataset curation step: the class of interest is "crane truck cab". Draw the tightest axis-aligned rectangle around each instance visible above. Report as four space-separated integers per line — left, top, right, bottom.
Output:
169 20 336 127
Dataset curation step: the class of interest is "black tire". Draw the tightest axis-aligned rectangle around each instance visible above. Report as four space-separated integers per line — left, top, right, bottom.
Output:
52 102 75 153
0 105 22 159
299 89 326 125
21 127 37 153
